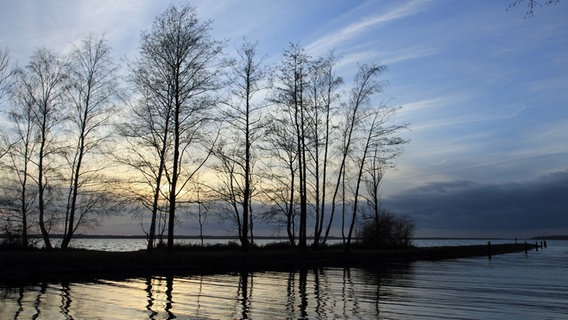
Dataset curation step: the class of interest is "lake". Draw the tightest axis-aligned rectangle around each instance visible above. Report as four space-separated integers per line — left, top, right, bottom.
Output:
1 240 567 319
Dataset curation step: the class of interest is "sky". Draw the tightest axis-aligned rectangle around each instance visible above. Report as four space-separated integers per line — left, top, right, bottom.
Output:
1 0 567 238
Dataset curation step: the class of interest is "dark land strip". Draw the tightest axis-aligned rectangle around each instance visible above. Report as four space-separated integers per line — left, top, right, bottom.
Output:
0 243 538 285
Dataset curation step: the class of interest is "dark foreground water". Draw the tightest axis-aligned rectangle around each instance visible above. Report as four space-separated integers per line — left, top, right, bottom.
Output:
1 241 567 319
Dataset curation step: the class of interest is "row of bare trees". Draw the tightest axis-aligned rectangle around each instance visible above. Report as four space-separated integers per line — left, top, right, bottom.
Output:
264 46 406 249
0 4 407 251
0 36 120 249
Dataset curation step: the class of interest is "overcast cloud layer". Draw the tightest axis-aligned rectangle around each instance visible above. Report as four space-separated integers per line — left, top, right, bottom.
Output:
386 171 568 238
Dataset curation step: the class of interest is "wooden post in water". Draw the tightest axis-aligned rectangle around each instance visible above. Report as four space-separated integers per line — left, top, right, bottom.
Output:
544 240 547 248
524 241 528 254
535 241 539 252
487 241 492 259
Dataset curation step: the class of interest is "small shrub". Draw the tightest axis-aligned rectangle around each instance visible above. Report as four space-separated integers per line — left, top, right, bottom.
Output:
0 223 28 250
0 234 27 250
262 241 295 250
359 211 415 249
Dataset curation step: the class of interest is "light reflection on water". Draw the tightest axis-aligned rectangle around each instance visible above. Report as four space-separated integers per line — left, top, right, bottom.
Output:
1 268 398 319
2 242 567 319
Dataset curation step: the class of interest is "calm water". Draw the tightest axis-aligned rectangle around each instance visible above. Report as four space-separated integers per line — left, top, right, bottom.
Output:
1 240 567 319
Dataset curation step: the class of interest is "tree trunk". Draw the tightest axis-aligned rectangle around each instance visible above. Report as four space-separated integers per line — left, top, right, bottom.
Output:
38 112 51 249
287 161 296 246
61 119 87 249
20 140 30 248
148 145 167 252
241 76 251 250
167 94 181 250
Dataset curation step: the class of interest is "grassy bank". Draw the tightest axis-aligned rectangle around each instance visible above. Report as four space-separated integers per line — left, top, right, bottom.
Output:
0 243 537 285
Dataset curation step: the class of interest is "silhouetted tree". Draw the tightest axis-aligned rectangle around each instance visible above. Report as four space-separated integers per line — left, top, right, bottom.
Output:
272 43 311 250
0 51 15 231
213 40 267 249
127 4 223 250
186 180 209 246
263 117 299 245
346 103 406 247
0 134 9 165
0 48 16 163
322 64 387 244
60 35 119 249
0 48 16 101
4 79 38 247
363 127 406 244
508 0 560 17
11 48 69 249
359 210 415 248
307 52 342 248
211 139 245 237
116 76 173 251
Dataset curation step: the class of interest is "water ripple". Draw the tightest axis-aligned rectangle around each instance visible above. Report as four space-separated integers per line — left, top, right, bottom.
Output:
2 242 567 319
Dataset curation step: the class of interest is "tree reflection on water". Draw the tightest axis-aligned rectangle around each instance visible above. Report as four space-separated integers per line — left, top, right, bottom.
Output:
2 265 414 319
4 247 568 319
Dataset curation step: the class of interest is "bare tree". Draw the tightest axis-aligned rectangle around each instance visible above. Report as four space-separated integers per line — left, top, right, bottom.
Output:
0 48 16 162
213 40 267 249
12 48 69 249
0 48 16 101
345 104 406 247
271 43 311 250
363 125 406 243
306 53 342 247
262 117 299 245
508 0 560 17
128 4 223 250
365 147 385 232
322 65 387 244
211 139 245 237
0 133 9 163
186 179 209 246
266 48 347 249
4 82 38 247
60 35 118 249
116 71 173 251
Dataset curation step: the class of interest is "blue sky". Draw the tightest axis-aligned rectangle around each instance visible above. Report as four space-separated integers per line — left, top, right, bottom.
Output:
1 0 566 238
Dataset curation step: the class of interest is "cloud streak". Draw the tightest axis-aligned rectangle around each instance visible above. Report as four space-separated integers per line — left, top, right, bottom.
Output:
307 0 431 55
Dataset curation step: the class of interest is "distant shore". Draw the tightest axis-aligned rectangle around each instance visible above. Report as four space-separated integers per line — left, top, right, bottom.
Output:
3 233 560 240
4 233 568 240
0 242 539 285
531 235 568 240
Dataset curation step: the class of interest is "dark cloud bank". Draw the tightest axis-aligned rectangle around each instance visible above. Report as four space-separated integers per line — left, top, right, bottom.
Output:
385 171 568 238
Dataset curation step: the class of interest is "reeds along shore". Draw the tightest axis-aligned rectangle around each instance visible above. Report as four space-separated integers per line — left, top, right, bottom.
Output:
0 242 540 285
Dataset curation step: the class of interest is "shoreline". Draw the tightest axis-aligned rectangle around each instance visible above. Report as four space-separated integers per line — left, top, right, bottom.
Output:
0 243 538 286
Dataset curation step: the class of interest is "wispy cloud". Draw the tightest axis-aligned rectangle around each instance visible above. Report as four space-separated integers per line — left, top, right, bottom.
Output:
307 0 432 55
382 46 439 65
336 45 439 71
398 95 464 115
